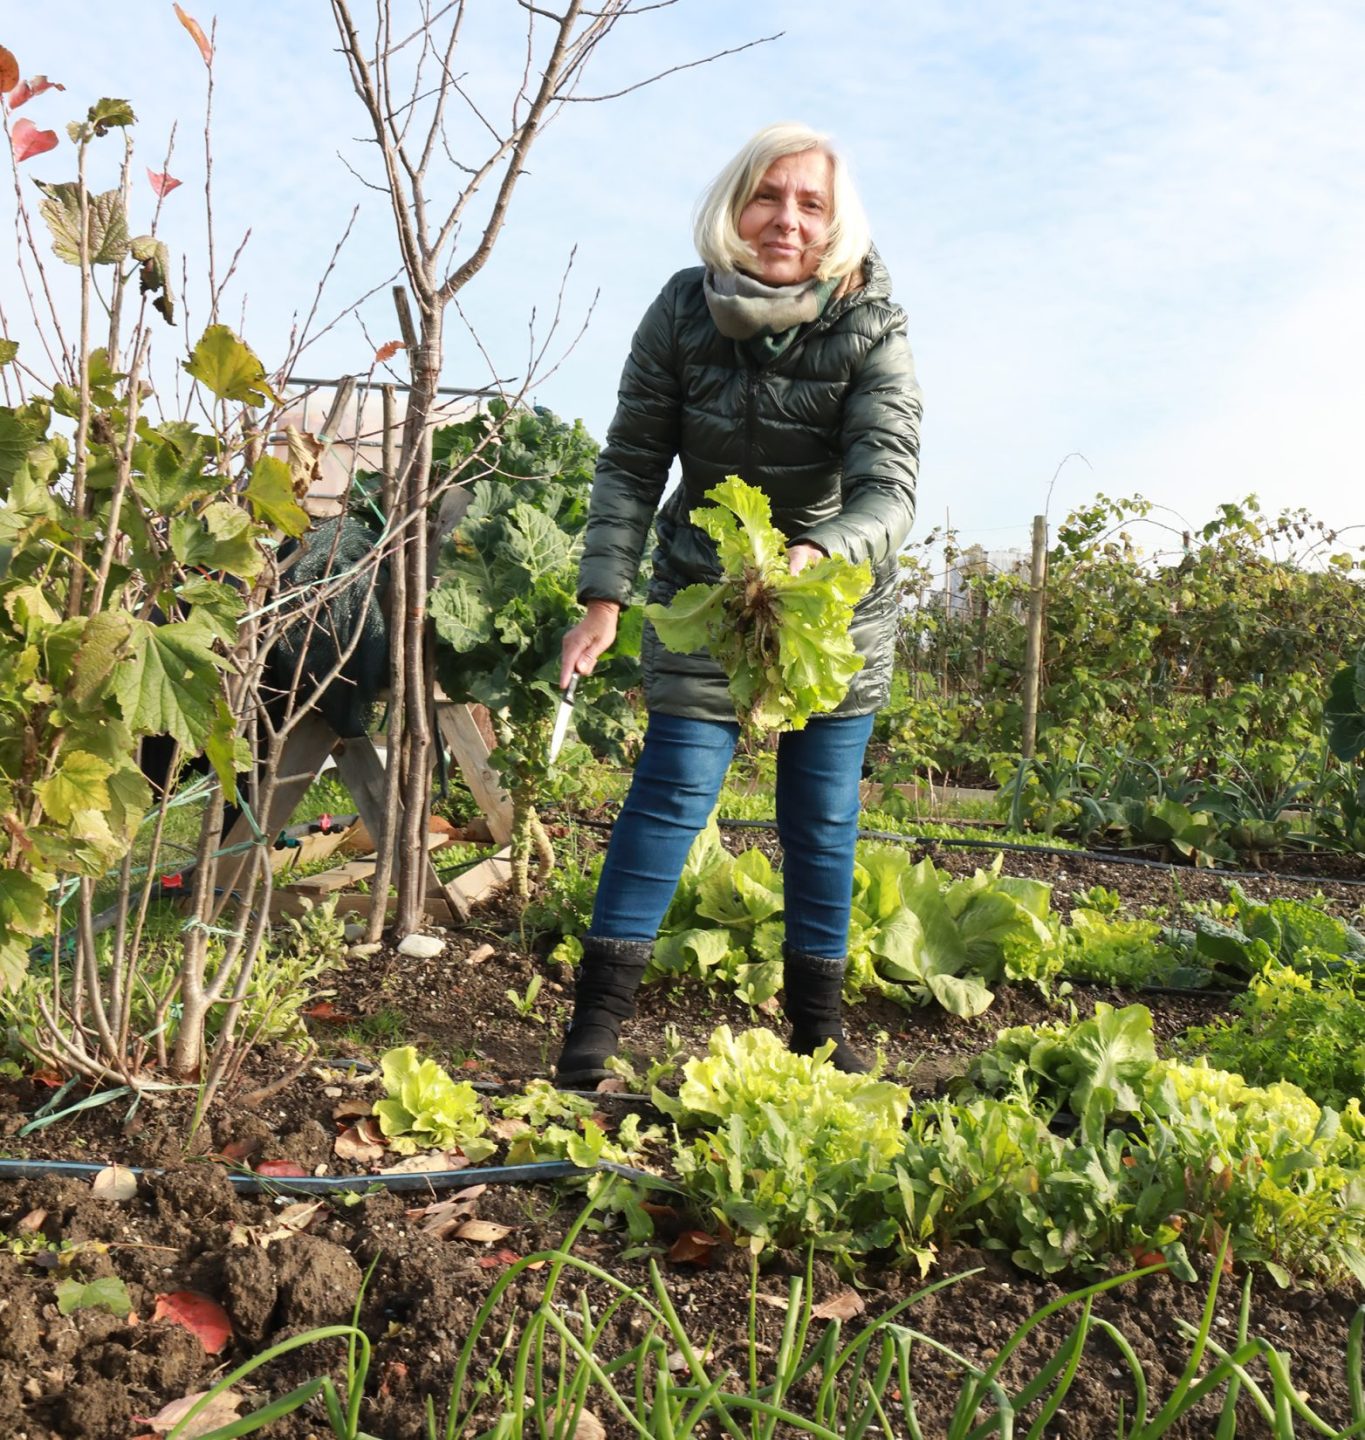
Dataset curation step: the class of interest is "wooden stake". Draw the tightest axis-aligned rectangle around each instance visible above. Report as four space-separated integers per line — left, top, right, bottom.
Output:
1021 514 1047 759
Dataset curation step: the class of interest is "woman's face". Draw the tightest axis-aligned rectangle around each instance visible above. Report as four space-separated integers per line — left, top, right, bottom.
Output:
736 150 833 286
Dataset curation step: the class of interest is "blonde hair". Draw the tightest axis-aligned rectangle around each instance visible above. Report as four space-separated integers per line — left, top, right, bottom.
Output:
693 122 871 283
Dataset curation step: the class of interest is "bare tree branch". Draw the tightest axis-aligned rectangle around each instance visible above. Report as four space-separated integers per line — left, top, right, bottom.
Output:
559 30 783 102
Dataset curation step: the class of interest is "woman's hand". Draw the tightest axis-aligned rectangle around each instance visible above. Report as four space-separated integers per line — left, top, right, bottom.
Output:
788 542 826 576
560 599 621 688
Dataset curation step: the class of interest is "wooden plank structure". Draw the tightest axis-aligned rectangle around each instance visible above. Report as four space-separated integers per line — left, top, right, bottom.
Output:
211 701 517 926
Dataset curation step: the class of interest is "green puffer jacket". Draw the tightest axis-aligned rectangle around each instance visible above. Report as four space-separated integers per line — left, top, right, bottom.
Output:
578 247 921 724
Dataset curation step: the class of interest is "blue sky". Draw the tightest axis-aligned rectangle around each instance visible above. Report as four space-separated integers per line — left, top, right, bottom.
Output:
4 1 1363 561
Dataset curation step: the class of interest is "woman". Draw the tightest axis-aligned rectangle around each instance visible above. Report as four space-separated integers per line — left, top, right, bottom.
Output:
555 122 921 1084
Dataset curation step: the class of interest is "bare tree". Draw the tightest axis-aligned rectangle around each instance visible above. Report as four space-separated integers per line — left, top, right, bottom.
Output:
329 0 777 935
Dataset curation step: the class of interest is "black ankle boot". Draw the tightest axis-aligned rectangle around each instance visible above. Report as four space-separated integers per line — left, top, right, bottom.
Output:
781 948 869 1074
554 936 653 1086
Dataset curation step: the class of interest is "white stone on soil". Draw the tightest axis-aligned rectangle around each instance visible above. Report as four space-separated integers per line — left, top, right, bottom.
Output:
397 932 445 959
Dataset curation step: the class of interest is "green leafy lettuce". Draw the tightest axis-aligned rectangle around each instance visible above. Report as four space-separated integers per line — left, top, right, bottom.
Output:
658 1026 908 1258
645 477 871 732
961 1002 1159 1143
373 1046 495 1160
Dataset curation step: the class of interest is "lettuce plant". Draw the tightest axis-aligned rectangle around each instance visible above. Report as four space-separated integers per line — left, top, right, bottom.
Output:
863 852 1063 1016
645 477 871 732
373 1046 494 1159
659 1027 908 1259
961 1002 1159 1143
1179 962 1365 1109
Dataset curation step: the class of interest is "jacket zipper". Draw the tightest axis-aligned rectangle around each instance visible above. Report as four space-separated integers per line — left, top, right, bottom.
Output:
744 367 759 477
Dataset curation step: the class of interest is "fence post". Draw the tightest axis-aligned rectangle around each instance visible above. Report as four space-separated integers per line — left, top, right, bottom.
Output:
1021 514 1048 759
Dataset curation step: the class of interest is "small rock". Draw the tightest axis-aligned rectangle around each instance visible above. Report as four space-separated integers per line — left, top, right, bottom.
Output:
398 933 445 959
344 923 366 941
466 942 495 965
348 941 383 958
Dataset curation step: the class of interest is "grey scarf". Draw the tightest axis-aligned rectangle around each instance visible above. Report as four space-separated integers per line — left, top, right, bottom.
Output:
703 270 840 360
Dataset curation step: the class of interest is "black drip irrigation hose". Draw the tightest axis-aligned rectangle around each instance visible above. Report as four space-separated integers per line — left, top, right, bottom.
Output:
0 1156 679 1197
559 809 1365 889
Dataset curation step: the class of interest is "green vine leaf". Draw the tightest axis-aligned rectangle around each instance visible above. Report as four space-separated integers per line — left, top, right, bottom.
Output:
0 409 39 486
0 340 17 366
244 454 309 538
169 502 263 580
0 869 49 939
184 324 280 406
202 698 250 803
86 97 136 137
35 183 130 266
174 575 244 645
35 750 114 826
130 426 214 514
55 1276 132 1318
0 935 30 992
112 619 223 751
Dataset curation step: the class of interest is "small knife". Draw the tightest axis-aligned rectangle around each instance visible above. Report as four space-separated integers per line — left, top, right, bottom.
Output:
547 673 579 765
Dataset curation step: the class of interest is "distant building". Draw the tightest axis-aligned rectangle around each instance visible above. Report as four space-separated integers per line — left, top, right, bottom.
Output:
938 544 1030 617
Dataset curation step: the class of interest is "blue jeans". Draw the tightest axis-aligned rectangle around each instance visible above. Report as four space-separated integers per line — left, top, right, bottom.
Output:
590 710 875 959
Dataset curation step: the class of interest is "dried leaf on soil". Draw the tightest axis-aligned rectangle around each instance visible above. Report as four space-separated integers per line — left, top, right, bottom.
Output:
812 1288 866 1321
452 1219 511 1244
477 1248 522 1269
91 1164 138 1201
153 1290 233 1354
550 1406 607 1440
379 1152 466 1175
133 1389 243 1436
379 1360 408 1397
668 1231 720 1266
257 1201 325 1245
491 1117 532 1141
335 1120 385 1163
303 1001 352 1022
332 1098 374 1122
16 1207 47 1233
218 1137 260 1163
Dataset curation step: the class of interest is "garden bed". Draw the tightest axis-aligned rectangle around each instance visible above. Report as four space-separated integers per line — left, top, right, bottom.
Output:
3 830 1364 1438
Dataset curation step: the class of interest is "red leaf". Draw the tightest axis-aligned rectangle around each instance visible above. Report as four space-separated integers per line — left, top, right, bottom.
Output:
147 167 182 197
374 340 405 363
152 1291 233 1355
477 1248 521 1269
173 4 214 66
302 1001 352 1023
8 75 64 110
379 1360 408 1398
11 117 57 164
30 1068 64 1088
0 45 17 94
254 1159 308 1178
218 1137 259 1163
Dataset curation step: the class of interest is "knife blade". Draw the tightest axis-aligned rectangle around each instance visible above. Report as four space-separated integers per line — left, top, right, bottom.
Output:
547 673 579 765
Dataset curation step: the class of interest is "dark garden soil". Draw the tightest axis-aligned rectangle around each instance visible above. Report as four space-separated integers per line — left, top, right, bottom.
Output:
2 828 1363 1439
